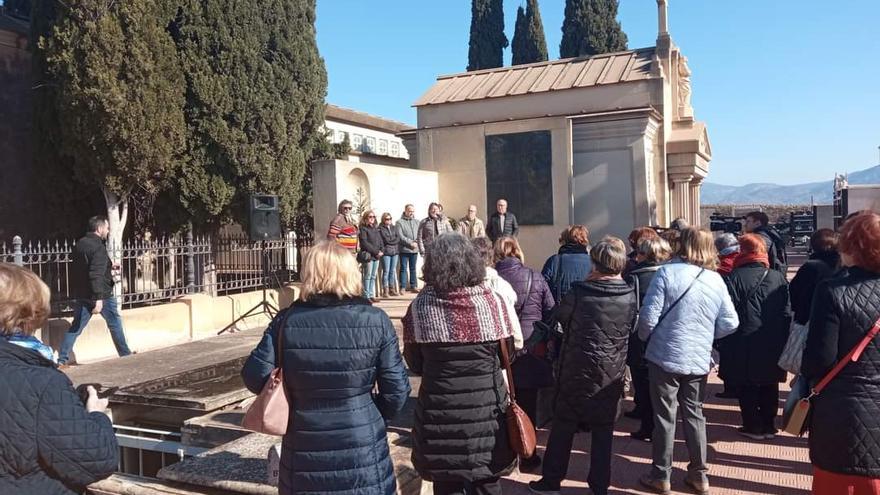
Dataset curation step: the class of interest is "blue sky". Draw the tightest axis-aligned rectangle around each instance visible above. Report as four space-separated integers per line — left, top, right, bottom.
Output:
316 1 880 186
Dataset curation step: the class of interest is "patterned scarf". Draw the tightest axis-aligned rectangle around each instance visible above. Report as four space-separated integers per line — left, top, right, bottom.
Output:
403 284 515 344
3 332 56 363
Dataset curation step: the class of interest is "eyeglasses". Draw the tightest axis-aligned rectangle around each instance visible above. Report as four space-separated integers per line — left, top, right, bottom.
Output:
342 207 352 211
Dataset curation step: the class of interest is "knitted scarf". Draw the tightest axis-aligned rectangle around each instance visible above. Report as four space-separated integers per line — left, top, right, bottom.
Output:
734 251 769 269
403 284 515 344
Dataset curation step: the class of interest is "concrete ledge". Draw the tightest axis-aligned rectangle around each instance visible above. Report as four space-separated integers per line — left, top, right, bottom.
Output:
40 284 300 364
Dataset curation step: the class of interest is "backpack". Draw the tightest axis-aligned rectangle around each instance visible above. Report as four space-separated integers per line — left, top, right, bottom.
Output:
763 229 788 274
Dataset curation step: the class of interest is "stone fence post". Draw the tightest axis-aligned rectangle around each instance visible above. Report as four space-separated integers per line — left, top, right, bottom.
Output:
12 236 23 266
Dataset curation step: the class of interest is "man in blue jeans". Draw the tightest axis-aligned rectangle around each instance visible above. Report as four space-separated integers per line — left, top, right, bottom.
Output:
58 216 131 366
396 204 420 292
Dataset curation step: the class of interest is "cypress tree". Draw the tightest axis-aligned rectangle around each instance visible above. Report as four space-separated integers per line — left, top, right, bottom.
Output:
171 0 328 227
560 0 628 59
513 0 549 65
32 0 186 243
467 0 508 71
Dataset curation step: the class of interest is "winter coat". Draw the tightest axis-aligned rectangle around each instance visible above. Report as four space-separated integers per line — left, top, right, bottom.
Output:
358 225 384 261
378 224 401 257
486 212 519 242
70 232 114 301
496 256 556 388
802 267 880 478
402 285 517 484
396 215 420 254
240 296 410 495
626 261 662 368
417 216 453 253
637 260 740 376
457 217 486 239
541 243 593 304
789 251 840 325
0 339 118 494
552 278 637 424
718 262 791 386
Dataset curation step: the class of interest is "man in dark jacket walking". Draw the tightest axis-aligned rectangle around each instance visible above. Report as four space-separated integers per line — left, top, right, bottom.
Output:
744 211 787 274
58 216 131 366
530 237 637 495
486 199 519 242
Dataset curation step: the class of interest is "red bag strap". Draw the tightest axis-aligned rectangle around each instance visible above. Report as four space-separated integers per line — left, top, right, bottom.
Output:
499 338 516 402
813 316 880 395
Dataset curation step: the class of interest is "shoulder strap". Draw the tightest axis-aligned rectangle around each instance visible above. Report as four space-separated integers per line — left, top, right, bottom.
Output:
814 316 880 395
517 271 533 314
736 269 769 313
499 338 516 400
274 309 293 367
654 268 705 330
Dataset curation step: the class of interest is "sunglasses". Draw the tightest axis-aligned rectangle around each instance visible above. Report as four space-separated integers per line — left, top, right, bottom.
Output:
368 215 376 218
342 206 352 211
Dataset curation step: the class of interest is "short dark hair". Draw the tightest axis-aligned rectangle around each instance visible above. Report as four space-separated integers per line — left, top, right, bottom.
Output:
470 237 494 267
745 211 769 226
810 229 839 253
423 233 485 293
88 215 108 232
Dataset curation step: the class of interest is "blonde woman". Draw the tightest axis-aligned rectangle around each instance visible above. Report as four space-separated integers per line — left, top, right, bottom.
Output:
636 228 739 495
241 241 410 495
0 263 118 494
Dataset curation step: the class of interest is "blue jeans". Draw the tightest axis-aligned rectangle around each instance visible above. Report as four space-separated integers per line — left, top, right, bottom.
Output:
381 254 399 291
399 253 418 289
58 297 131 364
362 260 379 298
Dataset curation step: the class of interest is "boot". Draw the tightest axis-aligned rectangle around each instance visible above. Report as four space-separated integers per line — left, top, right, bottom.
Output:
381 288 388 298
392 288 400 296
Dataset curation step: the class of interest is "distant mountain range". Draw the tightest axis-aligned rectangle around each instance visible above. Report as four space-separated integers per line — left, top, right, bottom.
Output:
702 165 880 205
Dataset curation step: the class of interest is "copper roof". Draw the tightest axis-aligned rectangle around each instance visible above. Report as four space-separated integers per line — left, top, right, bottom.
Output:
414 47 657 107
325 104 411 133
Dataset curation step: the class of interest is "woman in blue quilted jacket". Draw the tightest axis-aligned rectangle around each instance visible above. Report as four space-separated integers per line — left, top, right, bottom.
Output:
0 263 118 494
241 241 411 495
636 228 739 495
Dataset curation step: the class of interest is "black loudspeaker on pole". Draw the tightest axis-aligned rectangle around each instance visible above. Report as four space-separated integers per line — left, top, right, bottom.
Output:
219 193 282 334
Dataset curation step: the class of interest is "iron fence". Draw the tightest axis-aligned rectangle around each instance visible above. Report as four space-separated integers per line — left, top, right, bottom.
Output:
0 232 313 316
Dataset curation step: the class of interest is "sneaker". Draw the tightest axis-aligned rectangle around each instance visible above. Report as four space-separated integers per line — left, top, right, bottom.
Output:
528 479 561 495
519 454 542 473
684 476 710 495
737 427 765 440
639 474 671 494
630 430 652 442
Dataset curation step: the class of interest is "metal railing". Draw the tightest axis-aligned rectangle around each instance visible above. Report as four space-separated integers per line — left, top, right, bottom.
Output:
0 232 313 316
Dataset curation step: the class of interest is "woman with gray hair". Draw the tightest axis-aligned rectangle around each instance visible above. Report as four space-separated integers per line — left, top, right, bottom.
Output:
626 236 673 441
530 237 638 495
403 233 518 494
715 233 740 276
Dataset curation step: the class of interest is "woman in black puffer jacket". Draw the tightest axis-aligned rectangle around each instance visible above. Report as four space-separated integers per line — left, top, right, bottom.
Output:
625 236 672 441
803 212 880 494
529 237 637 495
404 233 518 495
0 264 118 495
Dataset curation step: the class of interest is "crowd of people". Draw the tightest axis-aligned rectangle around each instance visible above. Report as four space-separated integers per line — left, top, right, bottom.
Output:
2 204 879 495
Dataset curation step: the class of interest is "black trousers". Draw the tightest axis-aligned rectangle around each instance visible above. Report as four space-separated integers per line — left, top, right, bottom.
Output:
631 365 654 434
542 419 614 495
432 477 501 495
516 386 539 426
737 382 779 433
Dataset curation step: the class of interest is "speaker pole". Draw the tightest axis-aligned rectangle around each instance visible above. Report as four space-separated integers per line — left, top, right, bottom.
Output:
218 235 280 335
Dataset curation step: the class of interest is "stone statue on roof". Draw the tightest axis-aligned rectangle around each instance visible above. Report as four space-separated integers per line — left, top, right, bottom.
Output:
678 56 693 119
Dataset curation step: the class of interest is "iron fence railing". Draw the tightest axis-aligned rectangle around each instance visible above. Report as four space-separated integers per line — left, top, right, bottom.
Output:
0 232 313 316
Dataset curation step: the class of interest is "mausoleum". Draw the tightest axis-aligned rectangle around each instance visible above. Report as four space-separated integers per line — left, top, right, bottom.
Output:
403 0 710 264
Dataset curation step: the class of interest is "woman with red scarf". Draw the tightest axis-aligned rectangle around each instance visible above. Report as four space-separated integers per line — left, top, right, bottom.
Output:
718 233 792 439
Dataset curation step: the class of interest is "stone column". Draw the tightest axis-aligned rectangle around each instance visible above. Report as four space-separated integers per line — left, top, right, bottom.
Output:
670 175 692 224
690 178 703 227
